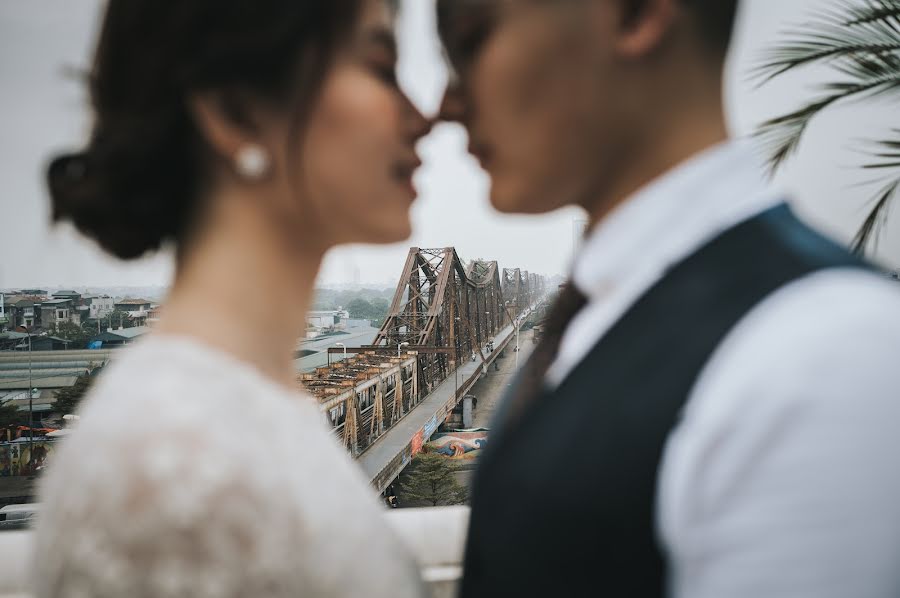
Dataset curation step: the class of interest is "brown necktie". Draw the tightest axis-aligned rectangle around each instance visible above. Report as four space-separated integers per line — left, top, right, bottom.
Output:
506 282 588 422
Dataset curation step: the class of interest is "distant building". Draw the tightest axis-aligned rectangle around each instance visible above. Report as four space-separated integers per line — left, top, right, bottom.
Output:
0 295 8 331
81 294 114 319
306 309 351 333
30 336 76 351
51 290 82 303
4 297 41 329
39 299 78 328
114 298 152 312
0 331 30 349
114 299 153 325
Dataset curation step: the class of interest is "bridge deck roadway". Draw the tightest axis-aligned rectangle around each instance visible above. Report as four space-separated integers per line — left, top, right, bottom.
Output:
357 321 519 492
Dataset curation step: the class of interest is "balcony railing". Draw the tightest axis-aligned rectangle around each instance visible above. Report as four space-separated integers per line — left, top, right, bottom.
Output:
0 506 469 598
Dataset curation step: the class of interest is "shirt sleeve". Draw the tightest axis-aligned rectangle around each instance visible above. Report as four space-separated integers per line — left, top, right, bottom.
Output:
658 269 900 598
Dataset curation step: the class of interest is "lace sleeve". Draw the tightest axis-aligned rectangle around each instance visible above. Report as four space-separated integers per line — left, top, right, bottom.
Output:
34 423 407 597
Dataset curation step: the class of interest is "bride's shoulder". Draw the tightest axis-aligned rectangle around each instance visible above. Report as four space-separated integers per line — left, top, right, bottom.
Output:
64 333 331 459
82 334 290 413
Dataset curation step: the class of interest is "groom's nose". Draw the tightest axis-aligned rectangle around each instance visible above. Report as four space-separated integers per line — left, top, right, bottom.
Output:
437 82 467 124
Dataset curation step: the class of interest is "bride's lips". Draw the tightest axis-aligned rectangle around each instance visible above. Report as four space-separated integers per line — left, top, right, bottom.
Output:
391 156 422 197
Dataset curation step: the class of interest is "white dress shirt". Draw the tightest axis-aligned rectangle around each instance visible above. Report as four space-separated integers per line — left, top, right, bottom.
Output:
546 140 900 598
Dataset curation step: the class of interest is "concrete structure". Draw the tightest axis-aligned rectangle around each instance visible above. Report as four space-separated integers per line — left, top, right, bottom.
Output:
2 297 41 329
306 309 350 329
81 295 114 319
38 299 74 328
0 295 7 330
0 506 470 598
113 299 153 324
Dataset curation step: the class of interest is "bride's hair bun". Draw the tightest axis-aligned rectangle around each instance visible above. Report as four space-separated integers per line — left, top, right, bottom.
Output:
48 111 194 259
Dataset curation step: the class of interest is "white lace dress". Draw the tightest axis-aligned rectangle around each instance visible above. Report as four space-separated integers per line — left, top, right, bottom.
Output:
32 335 424 598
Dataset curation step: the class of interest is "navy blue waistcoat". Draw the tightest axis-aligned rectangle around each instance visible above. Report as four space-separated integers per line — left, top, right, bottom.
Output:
460 205 867 598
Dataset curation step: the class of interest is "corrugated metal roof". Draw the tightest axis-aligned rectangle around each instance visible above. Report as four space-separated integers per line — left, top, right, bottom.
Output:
0 376 81 390
105 326 149 339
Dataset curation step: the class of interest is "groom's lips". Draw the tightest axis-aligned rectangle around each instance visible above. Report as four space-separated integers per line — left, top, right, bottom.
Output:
468 141 493 170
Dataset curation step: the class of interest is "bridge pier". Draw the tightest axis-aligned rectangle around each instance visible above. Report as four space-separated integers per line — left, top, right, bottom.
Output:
462 395 473 428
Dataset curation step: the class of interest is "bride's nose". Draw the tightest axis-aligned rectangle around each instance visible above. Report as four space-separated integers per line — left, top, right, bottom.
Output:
401 93 433 143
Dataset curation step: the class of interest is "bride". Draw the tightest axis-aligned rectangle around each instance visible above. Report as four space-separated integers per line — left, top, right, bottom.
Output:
34 0 430 596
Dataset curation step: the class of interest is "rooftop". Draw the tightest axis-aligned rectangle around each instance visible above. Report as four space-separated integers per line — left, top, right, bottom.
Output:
97 326 150 340
4 297 40 306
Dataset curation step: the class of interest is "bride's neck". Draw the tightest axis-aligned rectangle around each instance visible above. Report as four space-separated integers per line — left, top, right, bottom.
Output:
157 190 324 389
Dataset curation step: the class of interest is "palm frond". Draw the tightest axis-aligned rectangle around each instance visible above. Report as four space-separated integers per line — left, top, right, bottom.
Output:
844 0 900 26
861 135 900 168
851 178 898 253
756 0 900 255
753 20 900 84
755 71 900 175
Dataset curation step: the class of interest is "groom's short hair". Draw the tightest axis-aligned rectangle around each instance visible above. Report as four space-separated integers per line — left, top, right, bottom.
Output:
625 0 739 55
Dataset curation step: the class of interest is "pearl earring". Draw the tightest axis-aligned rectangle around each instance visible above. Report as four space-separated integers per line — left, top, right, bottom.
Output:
235 144 270 180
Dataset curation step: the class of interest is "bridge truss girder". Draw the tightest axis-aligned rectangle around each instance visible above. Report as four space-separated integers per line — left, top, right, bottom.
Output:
373 247 505 395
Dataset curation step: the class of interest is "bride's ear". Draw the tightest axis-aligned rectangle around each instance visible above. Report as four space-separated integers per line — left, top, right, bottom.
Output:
188 93 272 180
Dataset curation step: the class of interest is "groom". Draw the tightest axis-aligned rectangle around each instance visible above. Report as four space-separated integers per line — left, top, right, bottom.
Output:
437 1 900 596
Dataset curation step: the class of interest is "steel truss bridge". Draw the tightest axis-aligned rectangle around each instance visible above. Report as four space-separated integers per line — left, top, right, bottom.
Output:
299 247 546 490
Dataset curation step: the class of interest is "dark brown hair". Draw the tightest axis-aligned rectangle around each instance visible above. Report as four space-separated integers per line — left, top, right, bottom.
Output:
637 0 739 55
48 1 362 259
438 0 738 75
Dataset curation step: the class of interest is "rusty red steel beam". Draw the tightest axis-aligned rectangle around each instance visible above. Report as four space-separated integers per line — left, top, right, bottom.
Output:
301 246 545 459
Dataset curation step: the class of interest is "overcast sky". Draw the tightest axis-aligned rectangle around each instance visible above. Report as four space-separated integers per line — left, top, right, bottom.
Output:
1 0 897 289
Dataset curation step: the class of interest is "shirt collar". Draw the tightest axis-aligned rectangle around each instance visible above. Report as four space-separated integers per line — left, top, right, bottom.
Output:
572 139 782 300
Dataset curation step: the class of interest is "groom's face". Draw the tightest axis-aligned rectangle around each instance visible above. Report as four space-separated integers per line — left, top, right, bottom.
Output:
439 0 629 215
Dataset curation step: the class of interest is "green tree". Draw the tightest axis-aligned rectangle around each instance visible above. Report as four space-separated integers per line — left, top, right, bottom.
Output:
756 0 900 253
346 297 374 319
0 402 24 429
53 373 94 415
105 308 133 330
399 453 469 507
367 298 390 328
52 321 91 349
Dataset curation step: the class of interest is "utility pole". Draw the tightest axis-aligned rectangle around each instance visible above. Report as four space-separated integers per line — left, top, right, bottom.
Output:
26 326 34 475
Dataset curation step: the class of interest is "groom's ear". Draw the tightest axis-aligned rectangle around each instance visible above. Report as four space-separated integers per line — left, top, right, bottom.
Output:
612 0 679 59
